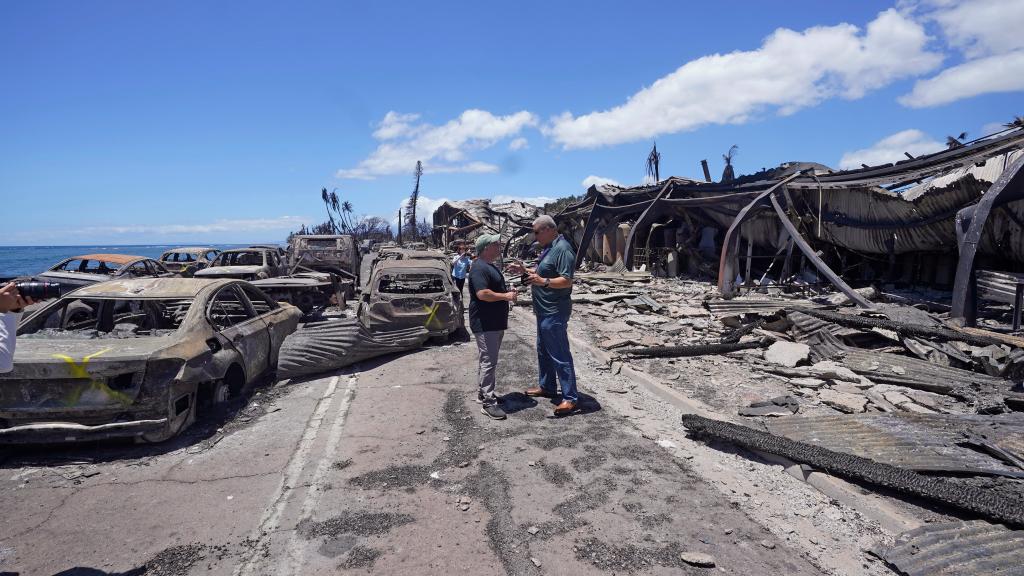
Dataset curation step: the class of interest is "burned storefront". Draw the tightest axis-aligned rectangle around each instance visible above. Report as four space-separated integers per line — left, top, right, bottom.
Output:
554 126 1024 326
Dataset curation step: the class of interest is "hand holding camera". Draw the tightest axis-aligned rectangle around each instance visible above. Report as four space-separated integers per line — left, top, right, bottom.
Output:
0 281 61 313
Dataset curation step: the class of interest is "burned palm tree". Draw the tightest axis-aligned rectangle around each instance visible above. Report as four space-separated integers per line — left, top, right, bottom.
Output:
406 161 423 240
645 141 661 183
340 200 354 233
320 187 337 233
721 145 738 183
946 132 967 149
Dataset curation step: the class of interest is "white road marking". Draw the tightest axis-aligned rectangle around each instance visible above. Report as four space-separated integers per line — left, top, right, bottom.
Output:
277 374 358 575
234 374 342 576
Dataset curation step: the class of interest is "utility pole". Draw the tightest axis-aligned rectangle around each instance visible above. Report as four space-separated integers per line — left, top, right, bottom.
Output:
397 208 403 246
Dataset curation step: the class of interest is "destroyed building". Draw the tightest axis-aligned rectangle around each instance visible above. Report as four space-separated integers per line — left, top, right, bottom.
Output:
432 199 542 254
553 127 1024 327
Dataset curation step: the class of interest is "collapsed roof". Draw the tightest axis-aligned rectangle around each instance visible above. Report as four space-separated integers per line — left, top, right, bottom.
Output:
432 199 542 248
552 126 1024 325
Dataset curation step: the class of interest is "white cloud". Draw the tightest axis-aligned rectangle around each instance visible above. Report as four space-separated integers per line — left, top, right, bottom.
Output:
546 9 942 149
900 49 1024 108
492 194 556 206
71 216 311 236
338 109 538 179
981 121 1009 136
838 129 945 169
393 195 451 227
508 137 529 151
581 175 622 189
928 0 1024 58
899 0 1024 107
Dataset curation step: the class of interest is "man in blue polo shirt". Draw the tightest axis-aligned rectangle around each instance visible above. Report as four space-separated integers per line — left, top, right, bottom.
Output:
508 215 579 416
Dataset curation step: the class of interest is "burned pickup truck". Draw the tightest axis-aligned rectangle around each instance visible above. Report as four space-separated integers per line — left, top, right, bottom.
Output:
0 278 301 443
358 259 464 341
195 247 346 314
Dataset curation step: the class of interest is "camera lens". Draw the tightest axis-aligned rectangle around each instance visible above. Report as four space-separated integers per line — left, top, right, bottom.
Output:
14 281 62 300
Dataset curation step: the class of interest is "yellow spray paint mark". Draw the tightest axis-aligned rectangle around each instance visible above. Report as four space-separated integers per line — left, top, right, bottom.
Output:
52 348 133 406
422 303 443 330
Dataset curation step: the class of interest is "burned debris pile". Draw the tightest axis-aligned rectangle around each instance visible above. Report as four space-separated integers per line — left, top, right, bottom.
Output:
432 198 541 254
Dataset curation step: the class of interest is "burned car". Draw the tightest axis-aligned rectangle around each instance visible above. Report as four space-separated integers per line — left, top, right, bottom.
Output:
358 259 463 341
159 247 220 277
195 247 345 314
36 254 173 292
0 278 301 443
194 248 285 281
289 234 360 279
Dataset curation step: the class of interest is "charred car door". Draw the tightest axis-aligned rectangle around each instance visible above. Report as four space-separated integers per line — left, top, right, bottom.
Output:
237 284 293 366
206 285 270 383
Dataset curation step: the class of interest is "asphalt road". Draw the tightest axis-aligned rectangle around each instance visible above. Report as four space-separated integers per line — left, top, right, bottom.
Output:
0 314 825 576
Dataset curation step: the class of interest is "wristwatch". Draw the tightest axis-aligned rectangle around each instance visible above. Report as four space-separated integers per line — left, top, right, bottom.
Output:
543 278 550 288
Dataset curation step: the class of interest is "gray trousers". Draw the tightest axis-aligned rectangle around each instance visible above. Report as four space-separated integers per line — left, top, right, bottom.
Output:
474 330 504 406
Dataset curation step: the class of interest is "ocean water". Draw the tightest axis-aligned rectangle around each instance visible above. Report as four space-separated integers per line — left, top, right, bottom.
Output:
0 244 266 278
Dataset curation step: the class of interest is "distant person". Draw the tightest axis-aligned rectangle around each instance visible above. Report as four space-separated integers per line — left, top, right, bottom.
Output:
451 246 471 294
468 234 517 420
0 283 35 374
507 215 579 416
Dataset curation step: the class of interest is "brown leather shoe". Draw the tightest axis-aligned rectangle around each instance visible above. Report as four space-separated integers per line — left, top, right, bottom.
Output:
525 387 558 398
553 401 577 416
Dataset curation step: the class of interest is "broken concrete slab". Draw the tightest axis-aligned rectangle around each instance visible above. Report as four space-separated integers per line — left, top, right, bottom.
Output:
788 377 827 389
764 341 810 368
818 389 868 414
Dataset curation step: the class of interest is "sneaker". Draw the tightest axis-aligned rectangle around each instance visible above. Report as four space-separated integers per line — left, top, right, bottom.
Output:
475 391 484 404
481 404 507 420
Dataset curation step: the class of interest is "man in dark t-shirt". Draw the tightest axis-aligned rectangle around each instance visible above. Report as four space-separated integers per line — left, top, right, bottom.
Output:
468 234 517 419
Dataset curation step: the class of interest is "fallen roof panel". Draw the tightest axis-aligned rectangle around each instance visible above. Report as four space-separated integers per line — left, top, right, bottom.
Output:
873 521 1024 576
765 413 1024 478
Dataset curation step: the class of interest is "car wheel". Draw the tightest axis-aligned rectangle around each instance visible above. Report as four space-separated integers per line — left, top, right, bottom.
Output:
212 381 230 405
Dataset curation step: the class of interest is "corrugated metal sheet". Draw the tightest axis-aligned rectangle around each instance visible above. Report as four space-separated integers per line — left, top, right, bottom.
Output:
765 413 1024 477
874 521 1024 576
277 318 428 379
806 330 1008 396
787 310 862 340
705 298 821 317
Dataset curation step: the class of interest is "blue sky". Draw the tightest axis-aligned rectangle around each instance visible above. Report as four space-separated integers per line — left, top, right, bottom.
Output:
2 0 1022 245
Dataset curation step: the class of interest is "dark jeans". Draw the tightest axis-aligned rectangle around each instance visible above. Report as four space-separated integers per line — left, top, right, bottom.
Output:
536 310 578 403
455 277 465 293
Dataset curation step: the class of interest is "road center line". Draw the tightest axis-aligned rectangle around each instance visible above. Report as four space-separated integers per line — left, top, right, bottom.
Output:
277 374 358 575
234 374 341 576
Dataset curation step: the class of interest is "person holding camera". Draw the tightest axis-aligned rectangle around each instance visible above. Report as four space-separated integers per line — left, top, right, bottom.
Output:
507 215 579 416
468 234 517 420
0 283 35 374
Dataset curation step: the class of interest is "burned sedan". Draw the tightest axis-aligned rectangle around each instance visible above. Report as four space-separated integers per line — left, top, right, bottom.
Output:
358 259 463 341
0 278 301 443
36 254 173 292
193 248 284 281
159 247 220 277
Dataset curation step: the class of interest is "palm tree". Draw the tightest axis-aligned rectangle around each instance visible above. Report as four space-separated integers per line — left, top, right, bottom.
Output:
407 161 423 240
945 132 967 149
1004 116 1024 129
320 188 337 233
645 141 661 183
722 145 738 183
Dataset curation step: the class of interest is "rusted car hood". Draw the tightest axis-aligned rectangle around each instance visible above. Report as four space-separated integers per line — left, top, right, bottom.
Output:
1 337 173 379
194 266 262 277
